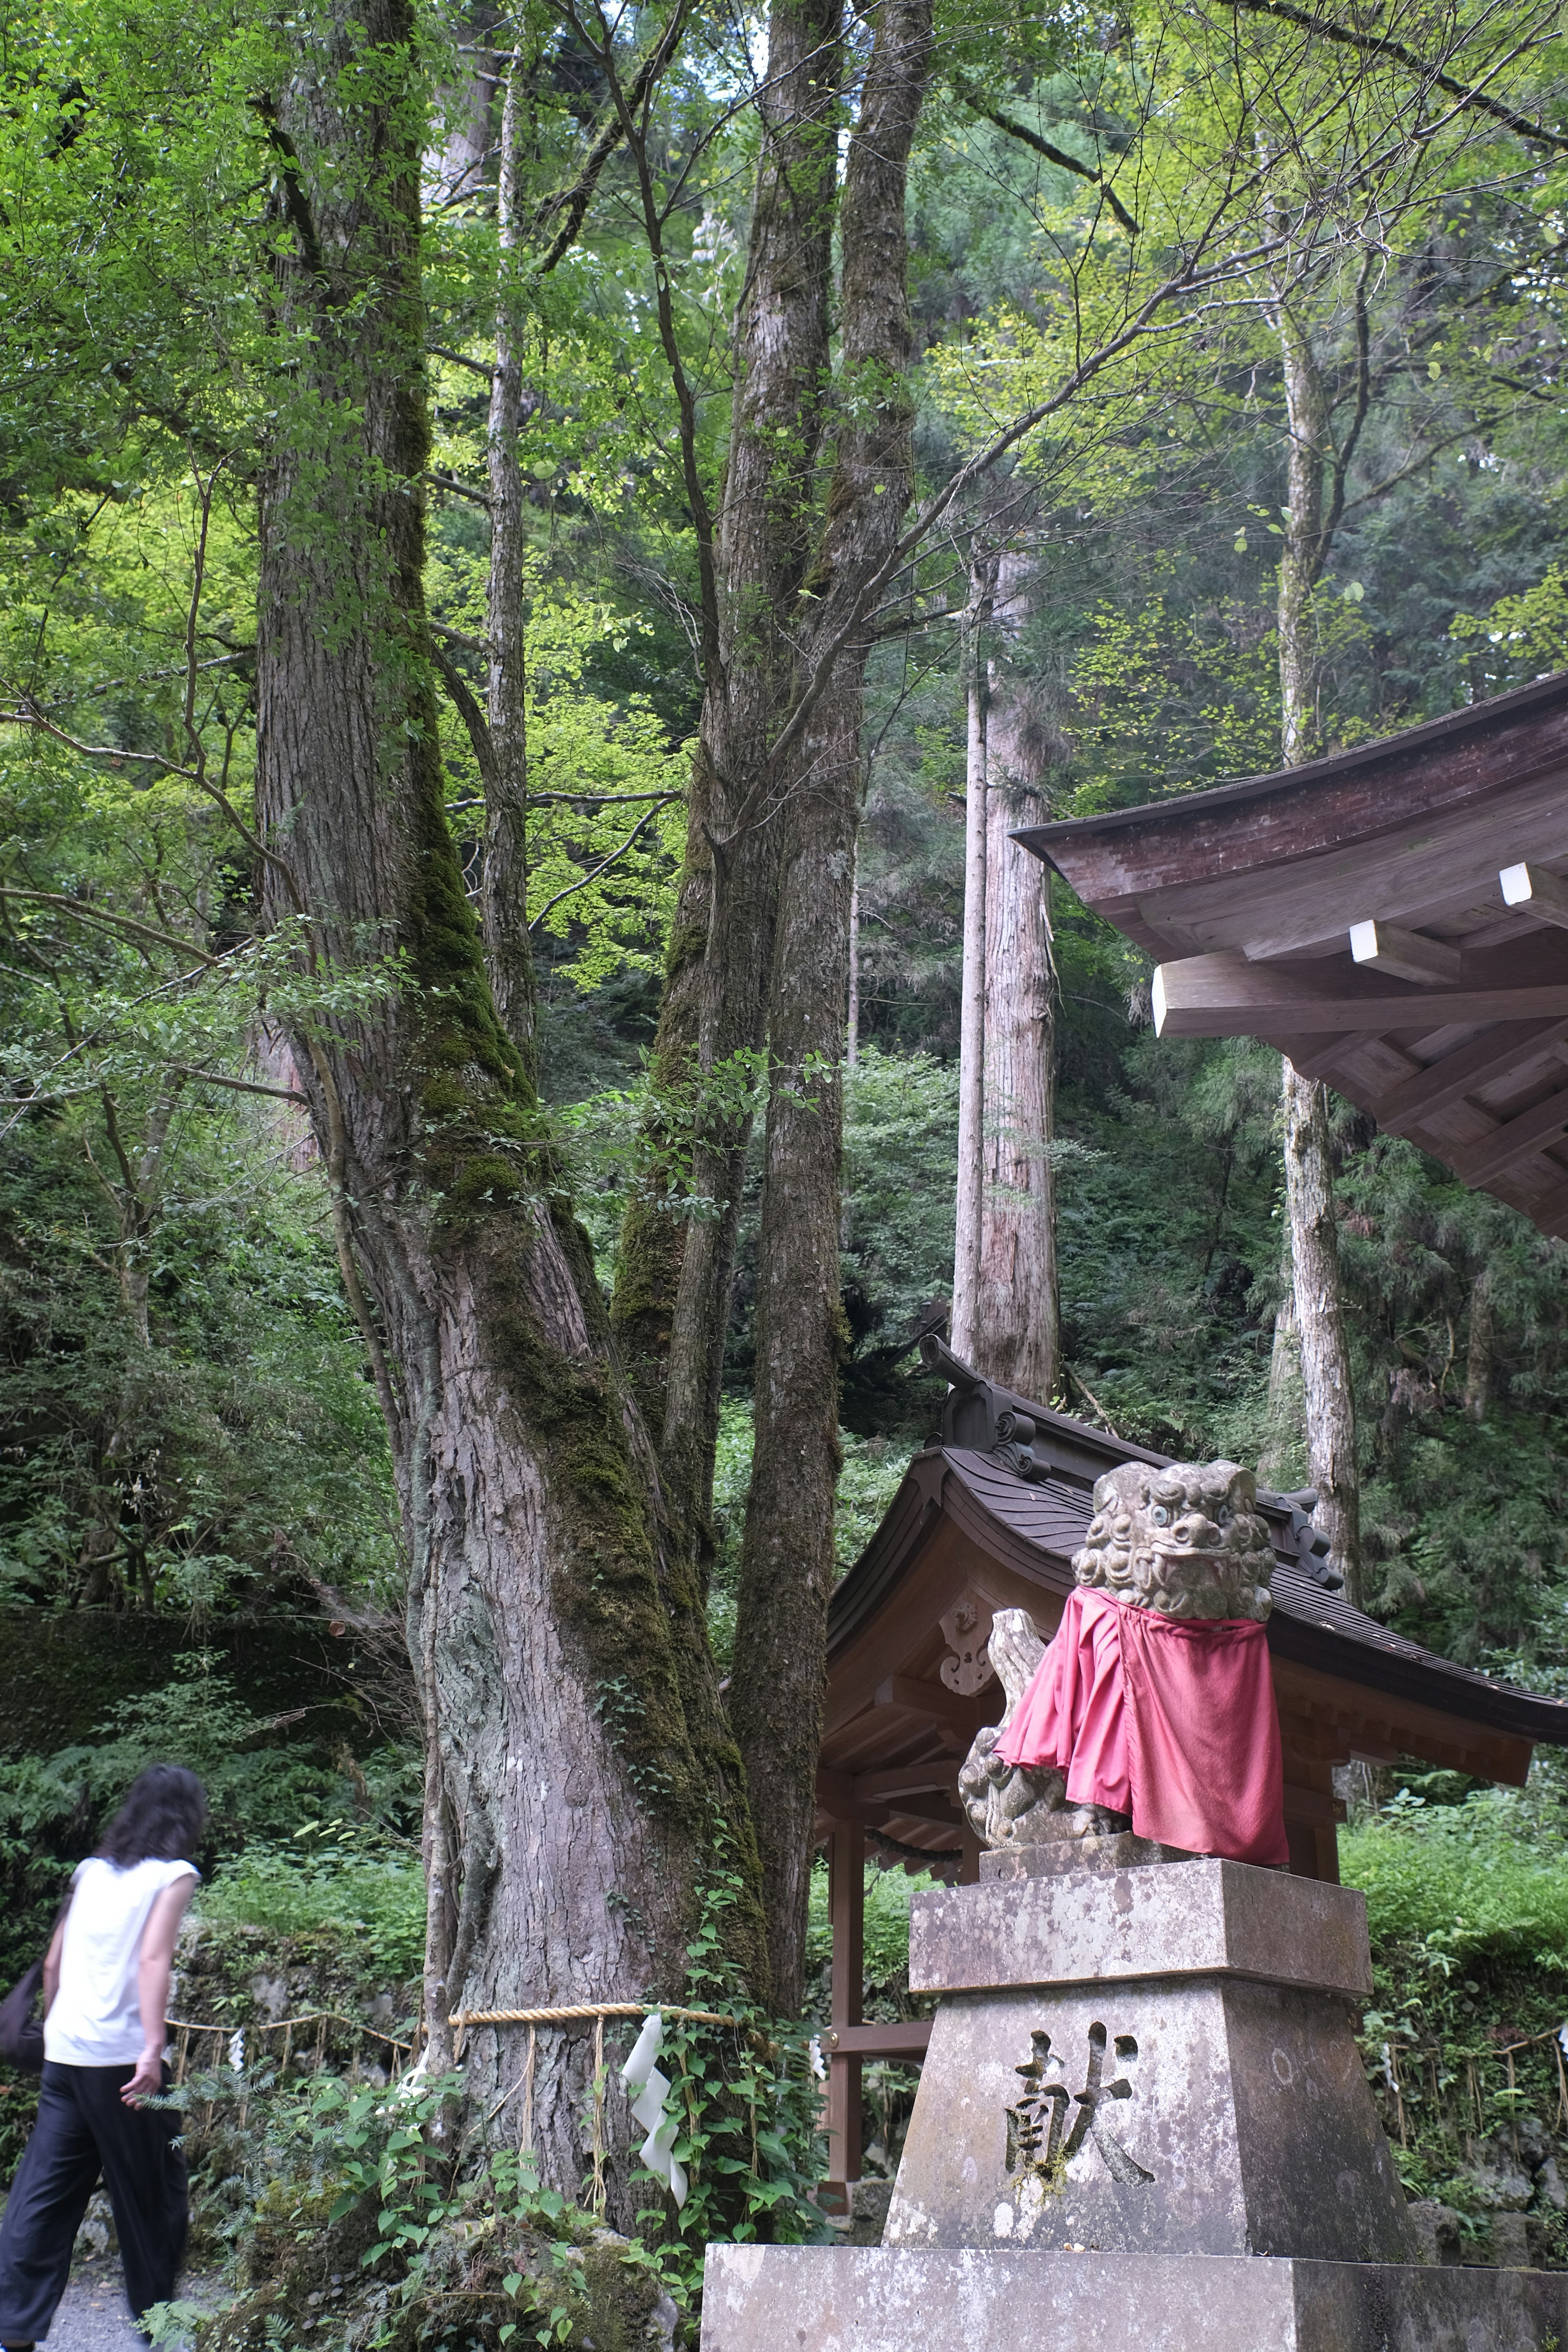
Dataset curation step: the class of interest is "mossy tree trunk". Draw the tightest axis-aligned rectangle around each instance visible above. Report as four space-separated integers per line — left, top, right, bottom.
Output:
610 0 844 1576
253 0 757 2208
728 0 934 2009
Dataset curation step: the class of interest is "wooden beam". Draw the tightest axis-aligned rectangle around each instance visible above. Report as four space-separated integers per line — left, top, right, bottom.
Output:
1501 862 1568 929
1370 1018 1568 1131
1349 920 1461 986
1281 1784 1348 1826
853 1763 961 1802
1528 1185 1568 1240
872 1673 987 1740
1153 949 1568 1040
816 1766 966 1837
1450 1084 1568 1185
823 2022 932 2058
1261 1031 1402 1084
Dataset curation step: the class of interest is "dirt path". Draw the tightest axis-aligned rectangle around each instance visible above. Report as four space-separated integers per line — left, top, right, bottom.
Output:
39 2254 220 2350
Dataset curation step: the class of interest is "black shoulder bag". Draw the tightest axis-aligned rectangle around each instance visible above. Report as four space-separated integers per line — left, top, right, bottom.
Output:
0 1903 70 2072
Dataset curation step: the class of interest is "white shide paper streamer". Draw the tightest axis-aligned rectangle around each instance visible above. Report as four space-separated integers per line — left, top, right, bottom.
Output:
620 2011 687 2207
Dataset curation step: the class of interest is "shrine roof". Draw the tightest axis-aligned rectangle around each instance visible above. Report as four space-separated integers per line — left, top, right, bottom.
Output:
1014 670 1568 1240
828 1423 1568 1753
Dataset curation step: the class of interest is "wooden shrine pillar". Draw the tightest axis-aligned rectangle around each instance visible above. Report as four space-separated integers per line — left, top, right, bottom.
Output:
823 1818 864 2210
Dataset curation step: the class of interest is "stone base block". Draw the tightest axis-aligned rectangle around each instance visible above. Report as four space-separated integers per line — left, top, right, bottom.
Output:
884 1973 1412 2261
699 2245 1568 2352
979 1833 1194 1883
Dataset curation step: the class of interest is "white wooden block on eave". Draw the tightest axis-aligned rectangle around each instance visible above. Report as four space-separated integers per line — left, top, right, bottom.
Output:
1348 919 1462 987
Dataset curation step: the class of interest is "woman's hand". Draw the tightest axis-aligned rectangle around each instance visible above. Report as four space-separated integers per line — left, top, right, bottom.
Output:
121 2048 164 2105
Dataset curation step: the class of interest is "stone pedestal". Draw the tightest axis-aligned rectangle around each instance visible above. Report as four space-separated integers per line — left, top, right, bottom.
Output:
701 2247 1567 2351
887 1858 1411 2262
699 1859 1554 2350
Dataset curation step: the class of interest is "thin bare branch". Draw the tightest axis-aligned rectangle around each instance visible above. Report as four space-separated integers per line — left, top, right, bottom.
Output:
950 74 1141 234
527 797 679 929
1231 0 1568 149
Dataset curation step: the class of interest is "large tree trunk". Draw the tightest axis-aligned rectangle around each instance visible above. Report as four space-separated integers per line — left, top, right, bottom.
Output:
254 0 756 2206
611 0 844 1572
728 0 934 2013
967 556 1057 1401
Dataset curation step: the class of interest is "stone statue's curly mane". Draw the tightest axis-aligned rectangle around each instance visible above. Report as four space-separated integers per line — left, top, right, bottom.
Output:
1073 1460 1274 1623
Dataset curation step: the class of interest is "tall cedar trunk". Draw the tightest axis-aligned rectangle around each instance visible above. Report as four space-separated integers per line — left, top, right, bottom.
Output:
1280 1059 1362 1604
950 556 992 1365
1274 303 1361 1600
1276 303 1327 766
610 0 844 1539
971 566 1058 1401
729 0 934 2011
1256 1274 1301 1486
254 0 757 2205
483 51 536 1072
1465 1267 1494 1421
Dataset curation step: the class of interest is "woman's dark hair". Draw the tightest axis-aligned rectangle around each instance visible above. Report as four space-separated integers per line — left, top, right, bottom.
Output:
97 1765 208 1867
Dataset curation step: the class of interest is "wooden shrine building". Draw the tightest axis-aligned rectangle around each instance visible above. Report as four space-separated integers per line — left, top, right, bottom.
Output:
1020 669 1568 1230
815 669 1568 2205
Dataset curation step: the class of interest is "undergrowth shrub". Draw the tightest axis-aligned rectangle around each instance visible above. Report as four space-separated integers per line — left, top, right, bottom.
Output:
1341 1780 1568 2252
201 1826 426 1985
144 1866 828 2349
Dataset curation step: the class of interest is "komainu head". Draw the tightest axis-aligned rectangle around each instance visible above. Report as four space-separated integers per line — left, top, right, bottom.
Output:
1072 1460 1274 1622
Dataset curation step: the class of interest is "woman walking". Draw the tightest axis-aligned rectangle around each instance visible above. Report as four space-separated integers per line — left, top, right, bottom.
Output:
0 1765 205 2348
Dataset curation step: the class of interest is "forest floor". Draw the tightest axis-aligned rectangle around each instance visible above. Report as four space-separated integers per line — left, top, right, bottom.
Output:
29 2250 219 2351
46 2262 143 2352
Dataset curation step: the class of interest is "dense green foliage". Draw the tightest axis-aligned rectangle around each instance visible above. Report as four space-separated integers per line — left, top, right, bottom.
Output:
2 0 1568 2327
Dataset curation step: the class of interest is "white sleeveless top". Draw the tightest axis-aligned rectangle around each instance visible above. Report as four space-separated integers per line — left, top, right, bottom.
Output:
45 1855 198 2067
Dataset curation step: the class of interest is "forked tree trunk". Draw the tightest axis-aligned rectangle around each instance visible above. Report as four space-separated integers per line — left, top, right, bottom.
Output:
611 0 844 1551
255 0 755 2206
729 0 934 2011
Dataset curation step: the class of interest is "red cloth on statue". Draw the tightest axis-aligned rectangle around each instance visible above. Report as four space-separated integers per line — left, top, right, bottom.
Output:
995 1586 1288 1866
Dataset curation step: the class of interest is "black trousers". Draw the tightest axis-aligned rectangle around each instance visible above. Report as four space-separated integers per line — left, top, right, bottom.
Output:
0 2062 186 2341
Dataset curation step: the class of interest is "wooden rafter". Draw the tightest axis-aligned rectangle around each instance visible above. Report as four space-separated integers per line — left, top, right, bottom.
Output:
1022 672 1568 1243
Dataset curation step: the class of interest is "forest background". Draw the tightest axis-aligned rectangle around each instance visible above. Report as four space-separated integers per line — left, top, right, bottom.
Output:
2 0 1568 2338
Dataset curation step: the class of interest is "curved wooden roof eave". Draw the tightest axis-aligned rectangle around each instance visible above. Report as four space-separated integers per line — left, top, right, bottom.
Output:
1013 670 1568 1241
828 1440 1568 1756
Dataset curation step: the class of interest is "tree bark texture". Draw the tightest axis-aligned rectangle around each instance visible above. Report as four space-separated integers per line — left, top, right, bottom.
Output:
610 0 845 1545
1275 303 1329 767
483 49 537 1075
1256 1269 1303 1488
254 0 757 2205
1280 1058 1362 1606
949 557 993 1367
1464 1267 1493 1422
1271 301 1363 1607
729 0 934 2013
971 561 1058 1403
